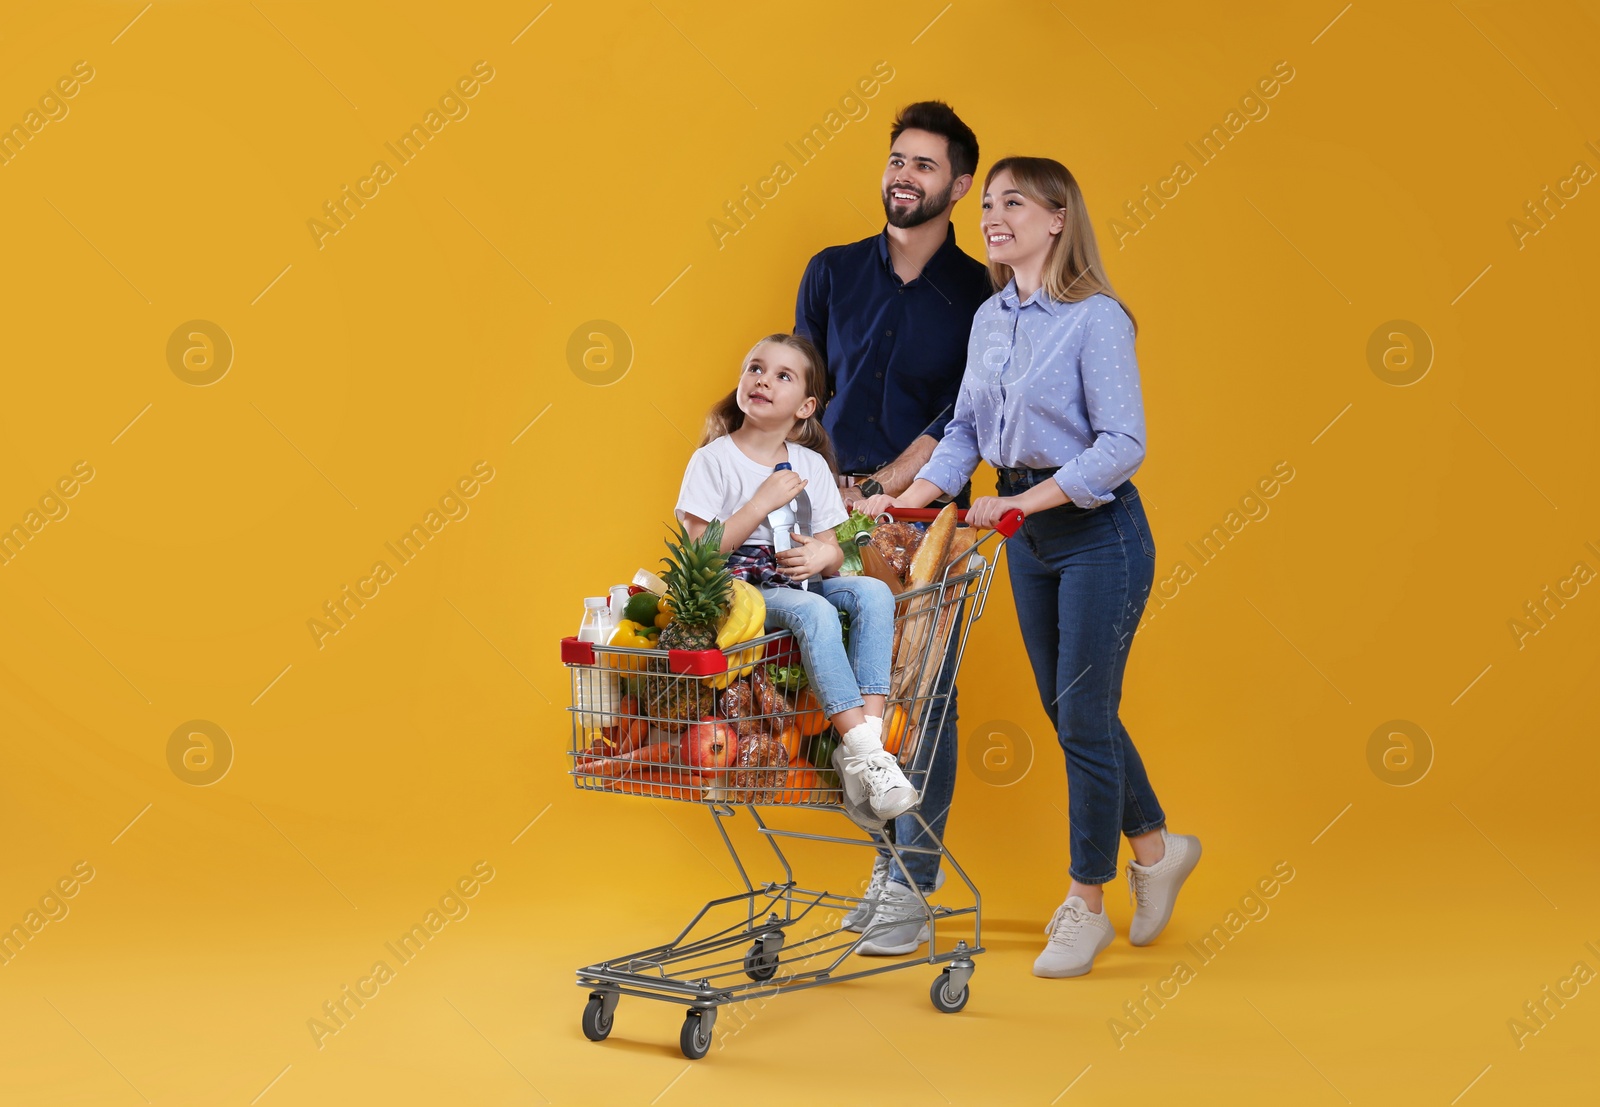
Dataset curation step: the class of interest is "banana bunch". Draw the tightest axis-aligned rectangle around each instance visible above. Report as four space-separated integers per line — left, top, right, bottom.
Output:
710 579 767 689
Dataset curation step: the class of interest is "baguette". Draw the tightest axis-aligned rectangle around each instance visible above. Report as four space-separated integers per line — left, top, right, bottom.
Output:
890 505 960 700
940 526 980 576
893 518 982 706
906 503 958 584
902 569 973 755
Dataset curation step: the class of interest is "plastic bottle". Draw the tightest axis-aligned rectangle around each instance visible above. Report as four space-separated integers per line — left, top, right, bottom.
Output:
576 597 619 728
578 596 610 642
607 584 633 638
767 461 808 591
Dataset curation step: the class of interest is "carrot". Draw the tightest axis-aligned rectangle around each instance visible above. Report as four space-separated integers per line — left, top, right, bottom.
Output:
615 715 649 755
607 770 706 801
599 696 646 755
624 742 676 766
575 741 676 777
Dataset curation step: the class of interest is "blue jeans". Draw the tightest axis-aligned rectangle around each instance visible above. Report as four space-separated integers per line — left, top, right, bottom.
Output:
762 577 894 715
1002 476 1166 885
883 622 959 892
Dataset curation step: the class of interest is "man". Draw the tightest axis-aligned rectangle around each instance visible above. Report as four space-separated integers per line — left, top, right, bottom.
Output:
794 100 991 956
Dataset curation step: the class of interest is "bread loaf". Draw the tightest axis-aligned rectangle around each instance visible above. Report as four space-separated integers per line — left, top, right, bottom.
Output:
732 731 789 803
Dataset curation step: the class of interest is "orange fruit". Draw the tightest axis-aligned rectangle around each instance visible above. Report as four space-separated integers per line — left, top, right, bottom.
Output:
881 704 915 756
772 758 821 804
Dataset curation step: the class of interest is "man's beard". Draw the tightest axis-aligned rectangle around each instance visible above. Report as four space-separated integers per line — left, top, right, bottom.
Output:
882 181 954 229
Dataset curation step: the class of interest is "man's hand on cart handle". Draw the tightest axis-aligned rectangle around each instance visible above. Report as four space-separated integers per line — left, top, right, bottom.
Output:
856 493 895 519
857 476 942 521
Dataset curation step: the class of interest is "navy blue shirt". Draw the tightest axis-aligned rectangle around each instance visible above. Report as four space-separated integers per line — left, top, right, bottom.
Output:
795 223 993 474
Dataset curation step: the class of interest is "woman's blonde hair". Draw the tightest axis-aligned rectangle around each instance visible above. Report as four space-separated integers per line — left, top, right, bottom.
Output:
700 333 841 476
984 156 1137 335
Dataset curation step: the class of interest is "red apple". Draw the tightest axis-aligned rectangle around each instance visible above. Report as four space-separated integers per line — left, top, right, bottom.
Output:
682 717 738 772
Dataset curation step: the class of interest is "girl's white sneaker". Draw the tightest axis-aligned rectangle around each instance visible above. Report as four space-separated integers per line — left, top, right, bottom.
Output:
831 745 917 823
833 716 917 823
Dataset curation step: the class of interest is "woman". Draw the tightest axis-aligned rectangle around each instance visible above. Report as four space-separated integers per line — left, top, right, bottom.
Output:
860 157 1200 978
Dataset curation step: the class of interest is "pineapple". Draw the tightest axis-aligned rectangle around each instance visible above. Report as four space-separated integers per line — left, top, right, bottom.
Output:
647 677 716 732
656 519 733 651
647 519 734 730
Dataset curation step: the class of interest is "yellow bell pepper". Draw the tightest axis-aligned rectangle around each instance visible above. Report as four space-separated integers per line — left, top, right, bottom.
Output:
654 598 673 629
605 619 661 670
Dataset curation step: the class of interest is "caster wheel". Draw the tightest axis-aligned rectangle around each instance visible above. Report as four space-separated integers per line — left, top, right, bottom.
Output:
680 1009 715 1059
744 943 778 982
581 994 614 1041
930 970 968 1014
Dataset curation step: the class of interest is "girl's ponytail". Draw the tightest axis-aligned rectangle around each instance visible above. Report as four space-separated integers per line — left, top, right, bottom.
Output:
700 387 743 445
788 409 840 480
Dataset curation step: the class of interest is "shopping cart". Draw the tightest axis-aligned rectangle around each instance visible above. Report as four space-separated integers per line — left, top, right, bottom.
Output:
560 507 1022 1058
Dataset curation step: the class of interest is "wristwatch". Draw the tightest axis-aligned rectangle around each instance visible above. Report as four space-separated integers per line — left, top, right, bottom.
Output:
855 477 884 498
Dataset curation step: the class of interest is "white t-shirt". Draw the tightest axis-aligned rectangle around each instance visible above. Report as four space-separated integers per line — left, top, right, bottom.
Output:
675 436 849 546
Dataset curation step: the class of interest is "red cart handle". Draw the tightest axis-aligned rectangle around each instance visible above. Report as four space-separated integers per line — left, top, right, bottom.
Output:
881 505 1025 539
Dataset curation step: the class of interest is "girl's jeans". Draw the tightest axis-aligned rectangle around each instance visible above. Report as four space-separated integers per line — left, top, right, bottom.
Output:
761 576 894 716
1002 476 1167 885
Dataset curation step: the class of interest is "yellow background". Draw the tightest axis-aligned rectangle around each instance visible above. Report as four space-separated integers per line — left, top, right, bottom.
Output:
3 1 1597 1104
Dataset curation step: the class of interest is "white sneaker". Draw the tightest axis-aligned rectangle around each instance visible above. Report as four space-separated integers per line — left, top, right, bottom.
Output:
857 880 933 956
842 856 890 932
832 745 917 823
1034 896 1114 978
1125 829 1201 946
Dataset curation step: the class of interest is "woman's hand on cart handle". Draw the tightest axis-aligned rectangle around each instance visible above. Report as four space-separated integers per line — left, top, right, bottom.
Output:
859 493 1027 536
964 496 1022 530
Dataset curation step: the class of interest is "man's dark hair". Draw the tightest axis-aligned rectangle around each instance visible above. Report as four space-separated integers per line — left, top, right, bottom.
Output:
889 101 979 181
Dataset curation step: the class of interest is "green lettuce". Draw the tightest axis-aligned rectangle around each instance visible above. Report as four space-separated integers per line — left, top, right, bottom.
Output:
836 510 876 575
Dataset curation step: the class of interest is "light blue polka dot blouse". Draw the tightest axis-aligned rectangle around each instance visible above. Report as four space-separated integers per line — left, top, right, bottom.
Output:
916 280 1146 509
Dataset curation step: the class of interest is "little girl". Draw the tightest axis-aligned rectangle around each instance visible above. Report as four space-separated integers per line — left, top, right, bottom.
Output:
675 333 914 826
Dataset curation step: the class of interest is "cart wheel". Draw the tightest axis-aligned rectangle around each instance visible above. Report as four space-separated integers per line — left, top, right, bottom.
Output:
680 1010 714 1059
581 994 614 1041
930 970 969 1014
744 943 778 982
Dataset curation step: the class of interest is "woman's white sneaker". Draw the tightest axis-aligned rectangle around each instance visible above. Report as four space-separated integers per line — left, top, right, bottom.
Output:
1033 896 1114 978
1125 829 1202 946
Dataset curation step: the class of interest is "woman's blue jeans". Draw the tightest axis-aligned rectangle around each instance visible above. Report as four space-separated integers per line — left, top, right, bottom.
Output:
761 576 894 715
1002 477 1166 885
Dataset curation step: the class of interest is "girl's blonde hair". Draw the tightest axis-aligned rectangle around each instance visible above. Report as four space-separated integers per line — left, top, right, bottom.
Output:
700 333 841 476
984 156 1137 335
